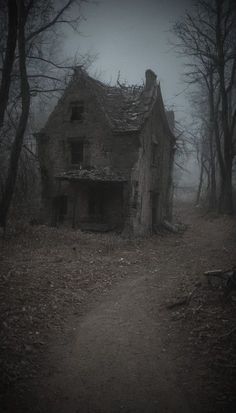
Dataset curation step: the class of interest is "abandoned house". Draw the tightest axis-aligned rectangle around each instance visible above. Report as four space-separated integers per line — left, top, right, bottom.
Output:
36 67 175 236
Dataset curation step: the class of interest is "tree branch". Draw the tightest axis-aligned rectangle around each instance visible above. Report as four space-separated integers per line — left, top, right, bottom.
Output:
26 55 75 70
30 88 65 94
26 0 77 42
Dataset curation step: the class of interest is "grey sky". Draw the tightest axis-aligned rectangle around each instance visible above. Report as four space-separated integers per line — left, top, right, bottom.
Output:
63 0 195 120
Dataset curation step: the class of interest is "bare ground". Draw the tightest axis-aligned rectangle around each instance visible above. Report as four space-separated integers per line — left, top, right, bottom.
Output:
0 202 236 412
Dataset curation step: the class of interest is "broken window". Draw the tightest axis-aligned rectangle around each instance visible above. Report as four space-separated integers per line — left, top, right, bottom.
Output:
70 101 84 121
70 141 84 164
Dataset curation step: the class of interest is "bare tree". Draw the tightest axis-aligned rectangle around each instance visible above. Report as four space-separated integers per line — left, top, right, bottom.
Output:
0 0 31 228
0 0 18 129
0 0 90 228
173 0 236 213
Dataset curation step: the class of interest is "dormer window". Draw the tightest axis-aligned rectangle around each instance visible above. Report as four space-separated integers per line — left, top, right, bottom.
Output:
70 101 84 121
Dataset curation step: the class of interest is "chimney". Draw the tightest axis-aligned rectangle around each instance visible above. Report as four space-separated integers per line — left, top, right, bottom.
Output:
73 65 84 78
166 110 175 132
145 69 157 90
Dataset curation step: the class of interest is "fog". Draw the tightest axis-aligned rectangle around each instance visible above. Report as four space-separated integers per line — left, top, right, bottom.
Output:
60 0 199 186
63 0 195 121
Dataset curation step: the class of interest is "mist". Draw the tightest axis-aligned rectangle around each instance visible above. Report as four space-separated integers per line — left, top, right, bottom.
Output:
1 1 236 412
63 0 194 119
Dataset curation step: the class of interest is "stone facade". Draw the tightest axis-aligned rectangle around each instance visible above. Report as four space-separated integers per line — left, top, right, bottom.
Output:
37 68 175 236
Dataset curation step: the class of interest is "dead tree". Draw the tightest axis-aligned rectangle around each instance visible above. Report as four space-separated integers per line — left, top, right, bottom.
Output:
0 0 30 229
0 0 18 129
0 0 90 228
173 0 236 213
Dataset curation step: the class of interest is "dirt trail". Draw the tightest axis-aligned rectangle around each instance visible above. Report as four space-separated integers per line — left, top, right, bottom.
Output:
38 272 192 413
25 208 207 413
1 204 236 412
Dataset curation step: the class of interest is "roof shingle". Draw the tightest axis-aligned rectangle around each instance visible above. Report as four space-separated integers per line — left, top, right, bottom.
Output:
74 68 159 132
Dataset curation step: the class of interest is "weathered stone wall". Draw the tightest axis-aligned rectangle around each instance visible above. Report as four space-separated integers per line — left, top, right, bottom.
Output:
109 132 140 175
125 87 175 236
37 77 140 227
39 78 112 177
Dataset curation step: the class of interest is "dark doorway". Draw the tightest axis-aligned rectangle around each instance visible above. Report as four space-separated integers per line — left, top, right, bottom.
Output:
53 195 68 225
88 189 104 222
78 183 124 232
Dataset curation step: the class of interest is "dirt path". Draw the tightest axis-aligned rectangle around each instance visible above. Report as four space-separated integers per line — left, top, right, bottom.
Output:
37 272 192 413
1 203 236 412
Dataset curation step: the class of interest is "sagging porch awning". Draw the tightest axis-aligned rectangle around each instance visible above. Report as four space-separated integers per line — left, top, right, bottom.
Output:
55 167 127 183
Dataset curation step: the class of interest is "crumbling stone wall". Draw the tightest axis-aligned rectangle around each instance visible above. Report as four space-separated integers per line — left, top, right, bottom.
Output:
124 88 175 236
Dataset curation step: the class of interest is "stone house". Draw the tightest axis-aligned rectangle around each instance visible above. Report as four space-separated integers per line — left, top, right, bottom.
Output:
37 68 175 236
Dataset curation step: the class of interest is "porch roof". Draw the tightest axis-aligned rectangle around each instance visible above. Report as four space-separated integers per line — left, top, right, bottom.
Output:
55 168 127 183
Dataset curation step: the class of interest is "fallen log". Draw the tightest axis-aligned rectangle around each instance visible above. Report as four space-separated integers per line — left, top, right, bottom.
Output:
204 269 223 277
204 268 236 296
166 297 189 309
162 220 187 234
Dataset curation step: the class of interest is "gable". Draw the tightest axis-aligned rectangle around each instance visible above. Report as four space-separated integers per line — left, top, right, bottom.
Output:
41 67 175 144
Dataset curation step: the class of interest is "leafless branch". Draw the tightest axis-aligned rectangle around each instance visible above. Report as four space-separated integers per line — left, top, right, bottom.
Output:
26 0 77 42
26 55 75 70
30 88 65 94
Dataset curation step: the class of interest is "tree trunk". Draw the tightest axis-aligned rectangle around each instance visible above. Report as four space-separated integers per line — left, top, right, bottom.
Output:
208 128 217 210
0 0 30 228
219 161 233 213
196 158 204 205
216 0 234 213
0 0 18 129
218 64 234 213
207 70 221 210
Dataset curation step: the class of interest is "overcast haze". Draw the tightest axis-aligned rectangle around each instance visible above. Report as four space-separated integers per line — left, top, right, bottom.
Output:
63 0 195 120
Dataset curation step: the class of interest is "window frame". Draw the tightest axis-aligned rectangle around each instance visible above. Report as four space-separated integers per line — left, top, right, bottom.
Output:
70 100 84 122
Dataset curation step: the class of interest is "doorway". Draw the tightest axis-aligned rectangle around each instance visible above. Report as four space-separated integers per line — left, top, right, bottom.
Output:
53 195 68 225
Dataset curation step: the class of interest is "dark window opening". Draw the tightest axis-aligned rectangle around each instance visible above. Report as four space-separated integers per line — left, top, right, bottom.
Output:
70 141 84 164
70 101 84 121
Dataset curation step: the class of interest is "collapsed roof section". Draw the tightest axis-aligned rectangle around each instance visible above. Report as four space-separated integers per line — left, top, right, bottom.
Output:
55 167 127 183
71 67 172 134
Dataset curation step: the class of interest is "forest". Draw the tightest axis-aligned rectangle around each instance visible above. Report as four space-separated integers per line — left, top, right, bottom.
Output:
0 1 235 412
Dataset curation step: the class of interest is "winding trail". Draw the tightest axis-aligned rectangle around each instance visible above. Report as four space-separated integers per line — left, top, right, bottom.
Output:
7 204 235 413
41 272 192 413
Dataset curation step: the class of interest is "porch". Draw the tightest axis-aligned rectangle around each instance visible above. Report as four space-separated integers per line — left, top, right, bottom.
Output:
54 168 127 232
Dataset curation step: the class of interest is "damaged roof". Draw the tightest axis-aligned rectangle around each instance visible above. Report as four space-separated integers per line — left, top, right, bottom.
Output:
55 167 127 182
71 68 168 133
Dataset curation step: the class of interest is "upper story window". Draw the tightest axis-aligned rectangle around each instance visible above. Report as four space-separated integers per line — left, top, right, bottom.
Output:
70 101 84 122
70 141 84 164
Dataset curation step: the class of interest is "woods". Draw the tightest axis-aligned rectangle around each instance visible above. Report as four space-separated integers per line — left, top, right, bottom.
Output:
0 0 235 230
0 1 236 412
174 0 236 213
0 0 88 228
